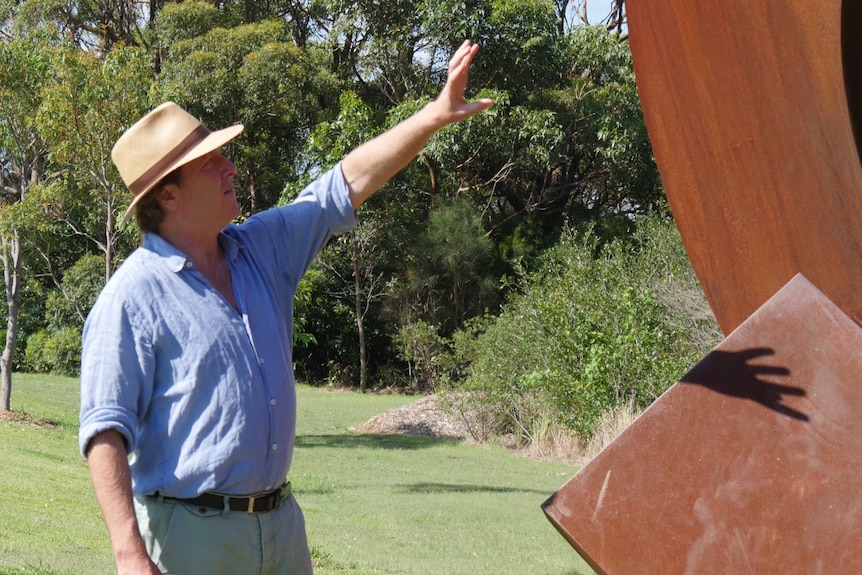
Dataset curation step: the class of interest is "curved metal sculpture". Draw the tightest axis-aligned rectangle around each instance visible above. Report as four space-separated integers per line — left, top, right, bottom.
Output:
629 1 862 335
543 2 862 573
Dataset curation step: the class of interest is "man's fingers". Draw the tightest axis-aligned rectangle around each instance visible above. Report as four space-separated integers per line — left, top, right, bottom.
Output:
449 40 478 73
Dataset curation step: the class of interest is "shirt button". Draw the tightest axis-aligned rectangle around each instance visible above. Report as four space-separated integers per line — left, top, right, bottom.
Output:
259 358 265 365
184 261 194 269
265 485 272 491
270 399 277 406
272 444 278 451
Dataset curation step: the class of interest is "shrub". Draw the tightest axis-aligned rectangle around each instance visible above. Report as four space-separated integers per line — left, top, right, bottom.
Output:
23 330 52 374
393 320 446 391
462 215 720 439
24 327 82 376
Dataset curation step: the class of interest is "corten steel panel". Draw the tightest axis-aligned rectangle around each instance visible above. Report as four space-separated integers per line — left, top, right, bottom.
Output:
542 275 862 574
625 0 862 334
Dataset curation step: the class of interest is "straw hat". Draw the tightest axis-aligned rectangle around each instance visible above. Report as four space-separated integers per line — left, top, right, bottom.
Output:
112 102 244 226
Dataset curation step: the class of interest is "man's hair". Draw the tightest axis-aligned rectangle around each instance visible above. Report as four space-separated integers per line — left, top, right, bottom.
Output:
135 167 182 233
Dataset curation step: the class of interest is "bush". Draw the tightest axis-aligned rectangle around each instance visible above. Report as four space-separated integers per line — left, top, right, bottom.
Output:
24 328 82 376
393 320 446 392
23 330 51 373
45 253 104 332
462 215 720 439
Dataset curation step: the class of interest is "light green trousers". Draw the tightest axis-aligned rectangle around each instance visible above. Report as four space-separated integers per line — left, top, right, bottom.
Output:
133 493 313 575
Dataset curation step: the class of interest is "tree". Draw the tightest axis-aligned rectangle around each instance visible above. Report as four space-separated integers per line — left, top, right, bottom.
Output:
285 91 388 392
422 24 658 250
10 0 144 51
0 32 55 409
37 44 153 283
156 9 340 214
411 197 498 333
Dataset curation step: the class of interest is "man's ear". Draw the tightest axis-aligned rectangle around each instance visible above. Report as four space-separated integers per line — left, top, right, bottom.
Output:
154 185 180 212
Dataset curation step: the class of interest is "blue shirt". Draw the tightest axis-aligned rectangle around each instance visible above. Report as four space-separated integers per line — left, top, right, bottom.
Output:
79 164 356 498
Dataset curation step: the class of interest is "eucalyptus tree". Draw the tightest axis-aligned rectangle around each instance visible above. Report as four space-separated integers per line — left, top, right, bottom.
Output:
8 0 144 51
284 91 394 392
0 33 55 409
37 44 153 283
548 24 658 216
418 23 656 256
156 4 341 214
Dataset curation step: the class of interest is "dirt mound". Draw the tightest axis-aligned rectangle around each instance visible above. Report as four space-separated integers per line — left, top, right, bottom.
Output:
0 409 59 429
351 395 469 440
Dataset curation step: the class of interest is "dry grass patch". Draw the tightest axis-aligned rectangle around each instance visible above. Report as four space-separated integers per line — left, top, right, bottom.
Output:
579 400 641 465
354 393 643 467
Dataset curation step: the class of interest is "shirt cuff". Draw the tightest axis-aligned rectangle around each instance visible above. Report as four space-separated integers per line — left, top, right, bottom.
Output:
79 408 136 458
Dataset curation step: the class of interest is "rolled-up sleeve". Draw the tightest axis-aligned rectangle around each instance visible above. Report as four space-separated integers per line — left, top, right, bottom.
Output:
79 289 154 458
233 162 358 293
291 162 357 236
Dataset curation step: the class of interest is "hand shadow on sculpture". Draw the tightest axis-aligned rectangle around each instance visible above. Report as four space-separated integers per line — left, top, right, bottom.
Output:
680 347 808 421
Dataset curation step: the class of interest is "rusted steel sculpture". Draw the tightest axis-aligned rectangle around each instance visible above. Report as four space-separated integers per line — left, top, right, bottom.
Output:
543 1 862 573
627 1 862 335
544 275 862 574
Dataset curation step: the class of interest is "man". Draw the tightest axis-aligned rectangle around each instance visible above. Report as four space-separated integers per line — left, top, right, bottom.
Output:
79 40 493 575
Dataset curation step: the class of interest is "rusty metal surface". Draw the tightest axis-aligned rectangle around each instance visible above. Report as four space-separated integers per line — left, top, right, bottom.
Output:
543 274 862 574
626 0 862 335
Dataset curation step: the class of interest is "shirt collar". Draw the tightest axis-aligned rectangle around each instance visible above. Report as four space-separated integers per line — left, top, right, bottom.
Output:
142 230 241 273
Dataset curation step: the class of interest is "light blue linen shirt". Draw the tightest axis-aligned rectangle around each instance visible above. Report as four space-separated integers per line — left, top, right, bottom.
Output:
79 163 356 498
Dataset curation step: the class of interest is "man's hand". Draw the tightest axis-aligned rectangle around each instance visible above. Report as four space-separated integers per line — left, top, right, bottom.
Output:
87 430 163 574
116 553 163 575
427 40 495 127
342 39 494 207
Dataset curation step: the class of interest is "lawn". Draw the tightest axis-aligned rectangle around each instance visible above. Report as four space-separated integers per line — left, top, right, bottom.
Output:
0 374 593 575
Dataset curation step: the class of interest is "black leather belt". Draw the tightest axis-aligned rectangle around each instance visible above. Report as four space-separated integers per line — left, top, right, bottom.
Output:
151 481 291 514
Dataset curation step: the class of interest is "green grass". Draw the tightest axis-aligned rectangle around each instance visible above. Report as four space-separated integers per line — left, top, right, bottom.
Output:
1 374 593 575
0 374 110 575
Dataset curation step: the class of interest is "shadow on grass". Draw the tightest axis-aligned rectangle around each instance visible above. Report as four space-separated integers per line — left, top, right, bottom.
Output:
296 433 459 451
396 482 555 496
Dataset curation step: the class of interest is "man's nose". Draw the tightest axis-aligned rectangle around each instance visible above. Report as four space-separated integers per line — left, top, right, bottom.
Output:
220 154 237 177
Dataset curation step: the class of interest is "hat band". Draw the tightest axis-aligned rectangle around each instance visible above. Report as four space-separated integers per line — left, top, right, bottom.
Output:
128 124 211 196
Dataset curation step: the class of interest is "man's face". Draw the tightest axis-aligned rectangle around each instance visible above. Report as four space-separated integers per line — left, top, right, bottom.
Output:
172 149 240 232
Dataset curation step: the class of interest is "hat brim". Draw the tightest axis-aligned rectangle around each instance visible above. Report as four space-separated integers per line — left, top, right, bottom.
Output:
120 123 245 226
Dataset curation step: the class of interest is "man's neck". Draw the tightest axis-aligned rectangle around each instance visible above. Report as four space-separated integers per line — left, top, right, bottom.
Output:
157 223 224 269
157 224 237 309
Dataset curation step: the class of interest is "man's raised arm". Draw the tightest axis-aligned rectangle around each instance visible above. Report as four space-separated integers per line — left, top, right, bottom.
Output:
341 40 494 209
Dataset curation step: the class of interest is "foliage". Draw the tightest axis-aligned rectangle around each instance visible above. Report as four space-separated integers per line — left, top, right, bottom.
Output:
153 0 235 48
23 327 81 375
479 0 565 99
293 270 320 348
20 253 100 375
157 12 341 214
0 29 60 408
0 0 681 416
462 215 720 439
393 319 446 391
547 25 660 214
13 279 47 356
36 43 153 279
43 253 103 331
395 196 499 336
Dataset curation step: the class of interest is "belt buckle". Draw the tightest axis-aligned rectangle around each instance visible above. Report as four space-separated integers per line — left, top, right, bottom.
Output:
247 496 256 514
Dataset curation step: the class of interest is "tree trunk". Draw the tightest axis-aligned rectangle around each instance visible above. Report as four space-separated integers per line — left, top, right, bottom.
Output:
353 245 368 393
105 201 114 283
0 232 21 411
